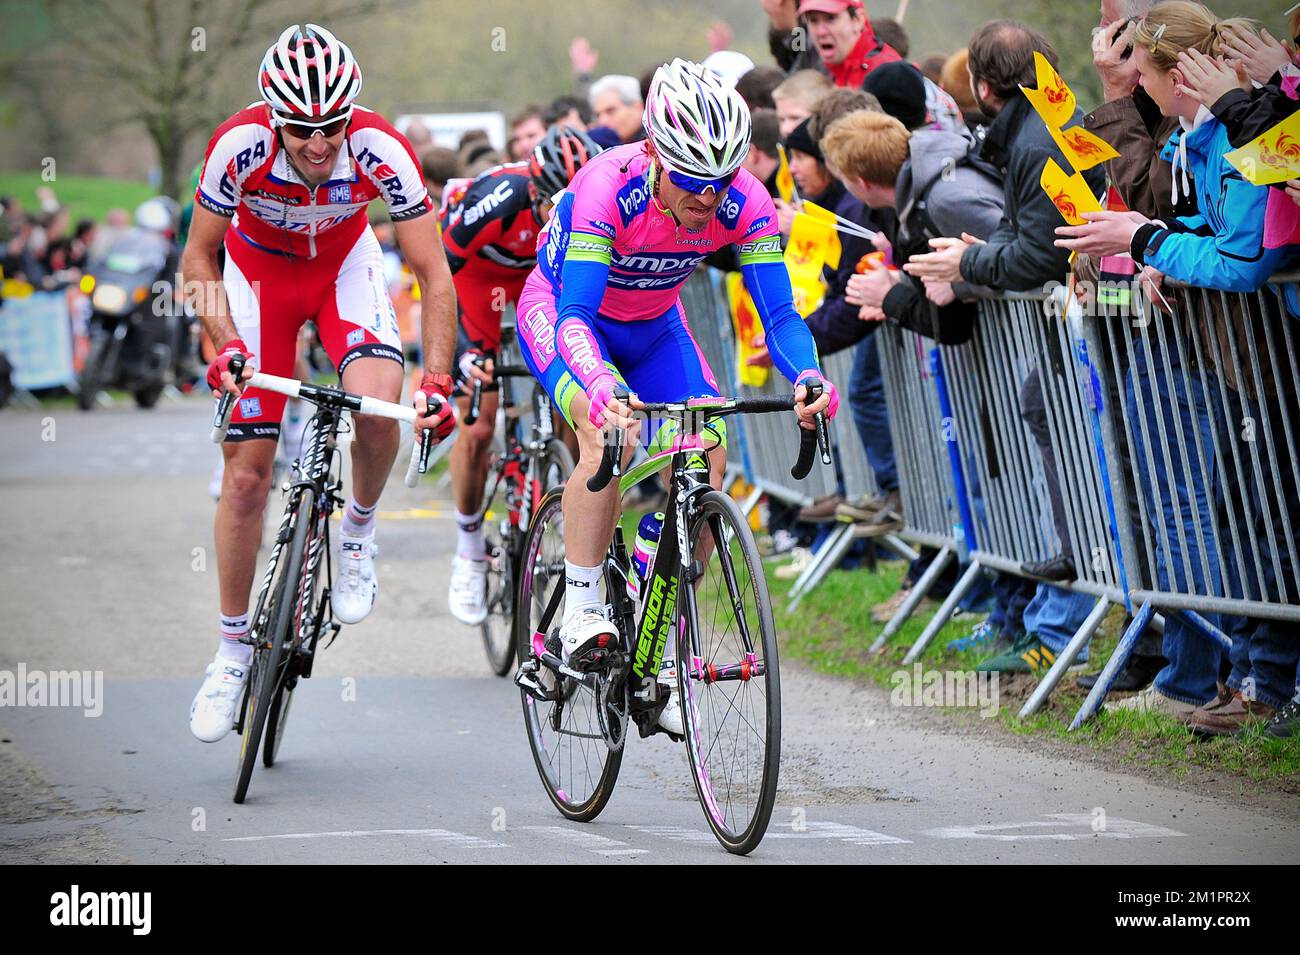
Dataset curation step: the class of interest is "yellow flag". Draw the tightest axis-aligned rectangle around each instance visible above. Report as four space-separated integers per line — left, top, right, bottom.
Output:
726 272 770 387
796 200 842 269
1020 51 1076 130
1040 157 1102 226
1050 123 1120 173
785 212 833 317
775 143 796 203
1226 109 1300 185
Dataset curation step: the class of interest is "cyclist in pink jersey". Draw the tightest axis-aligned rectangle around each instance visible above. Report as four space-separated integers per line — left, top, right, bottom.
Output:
515 58 839 734
184 24 458 743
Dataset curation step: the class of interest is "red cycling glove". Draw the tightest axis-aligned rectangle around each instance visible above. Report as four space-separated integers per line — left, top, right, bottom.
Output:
207 338 252 393
414 372 457 442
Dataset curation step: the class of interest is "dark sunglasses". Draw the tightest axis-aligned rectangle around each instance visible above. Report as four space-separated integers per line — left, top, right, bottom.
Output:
277 113 351 140
666 168 737 195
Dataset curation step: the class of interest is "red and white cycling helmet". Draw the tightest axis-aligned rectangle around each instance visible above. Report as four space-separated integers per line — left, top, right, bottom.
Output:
258 23 362 124
643 57 751 181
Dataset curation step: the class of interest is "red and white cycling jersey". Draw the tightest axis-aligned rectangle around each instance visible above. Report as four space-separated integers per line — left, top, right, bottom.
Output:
196 103 432 258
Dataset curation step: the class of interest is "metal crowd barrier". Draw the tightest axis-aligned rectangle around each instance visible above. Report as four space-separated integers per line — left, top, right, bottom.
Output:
866 325 966 650
671 267 1299 728
1072 274 1300 726
926 291 1127 714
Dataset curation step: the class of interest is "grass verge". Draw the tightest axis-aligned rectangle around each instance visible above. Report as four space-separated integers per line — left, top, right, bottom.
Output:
768 554 1300 790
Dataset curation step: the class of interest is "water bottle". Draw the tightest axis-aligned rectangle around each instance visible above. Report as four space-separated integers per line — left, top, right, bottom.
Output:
627 511 665 604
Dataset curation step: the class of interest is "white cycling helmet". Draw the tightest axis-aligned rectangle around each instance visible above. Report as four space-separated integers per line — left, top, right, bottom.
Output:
258 23 362 120
643 57 752 179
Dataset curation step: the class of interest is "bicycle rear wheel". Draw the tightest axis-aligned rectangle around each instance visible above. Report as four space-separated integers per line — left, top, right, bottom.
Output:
482 439 573 676
678 489 781 854
233 487 314 803
516 486 622 821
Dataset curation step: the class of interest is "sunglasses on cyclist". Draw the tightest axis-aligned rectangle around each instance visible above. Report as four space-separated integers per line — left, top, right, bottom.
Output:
274 110 352 140
665 168 737 195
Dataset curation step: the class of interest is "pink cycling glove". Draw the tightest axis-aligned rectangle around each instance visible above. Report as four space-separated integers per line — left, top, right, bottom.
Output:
796 370 839 420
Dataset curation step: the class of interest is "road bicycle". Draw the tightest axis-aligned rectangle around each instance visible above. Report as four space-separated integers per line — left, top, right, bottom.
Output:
513 385 830 854
211 356 435 803
461 346 573 675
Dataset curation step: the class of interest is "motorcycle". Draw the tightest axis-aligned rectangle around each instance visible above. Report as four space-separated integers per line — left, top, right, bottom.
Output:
77 227 179 410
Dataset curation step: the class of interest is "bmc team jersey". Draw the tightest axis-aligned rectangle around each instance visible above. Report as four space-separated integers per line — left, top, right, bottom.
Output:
196 103 431 440
439 162 542 356
516 141 821 427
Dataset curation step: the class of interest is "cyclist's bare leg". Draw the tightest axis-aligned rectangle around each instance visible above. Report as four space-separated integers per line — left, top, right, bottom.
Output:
562 392 638 566
215 437 278 616
450 389 499 517
339 356 404 507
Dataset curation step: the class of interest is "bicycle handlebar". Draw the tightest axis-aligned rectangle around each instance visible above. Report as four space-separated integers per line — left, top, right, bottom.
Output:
586 385 629 492
209 353 430 487
584 385 832 492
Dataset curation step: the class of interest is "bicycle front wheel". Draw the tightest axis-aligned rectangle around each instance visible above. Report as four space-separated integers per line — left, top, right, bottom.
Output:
515 486 622 821
678 489 781 854
233 487 314 803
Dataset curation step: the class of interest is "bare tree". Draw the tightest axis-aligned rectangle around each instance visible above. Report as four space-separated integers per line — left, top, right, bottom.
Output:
41 0 382 198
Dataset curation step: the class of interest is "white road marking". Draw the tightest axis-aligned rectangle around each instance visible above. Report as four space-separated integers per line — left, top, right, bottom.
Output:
924 814 1186 841
523 825 649 856
767 820 911 845
623 825 718 844
223 828 508 848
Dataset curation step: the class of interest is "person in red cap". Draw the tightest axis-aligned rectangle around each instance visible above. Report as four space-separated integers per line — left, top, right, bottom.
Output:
765 0 901 86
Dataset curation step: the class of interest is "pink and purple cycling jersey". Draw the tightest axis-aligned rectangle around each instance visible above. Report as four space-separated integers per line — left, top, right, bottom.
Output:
523 142 820 387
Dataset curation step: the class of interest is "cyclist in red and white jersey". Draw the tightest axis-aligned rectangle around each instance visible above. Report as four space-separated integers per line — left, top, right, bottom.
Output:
441 126 601 626
183 23 458 743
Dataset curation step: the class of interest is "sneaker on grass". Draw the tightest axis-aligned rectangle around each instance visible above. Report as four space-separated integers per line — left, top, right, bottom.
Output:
975 631 1062 675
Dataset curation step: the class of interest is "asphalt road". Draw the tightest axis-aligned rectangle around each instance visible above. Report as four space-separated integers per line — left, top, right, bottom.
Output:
3 397 1298 864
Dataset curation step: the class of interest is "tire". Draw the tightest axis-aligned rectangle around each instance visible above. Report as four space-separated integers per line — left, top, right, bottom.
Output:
262 675 296 768
233 487 315 803
77 337 110 411
133 383 164 409
677 489 781 854
481 440 574 677
516 486 622 821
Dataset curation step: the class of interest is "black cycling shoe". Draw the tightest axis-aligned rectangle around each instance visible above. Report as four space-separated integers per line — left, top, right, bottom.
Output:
1076 653 1167 694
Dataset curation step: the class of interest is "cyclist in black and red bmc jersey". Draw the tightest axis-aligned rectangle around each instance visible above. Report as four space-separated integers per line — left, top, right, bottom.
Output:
440 126 601 626
183 23 458 744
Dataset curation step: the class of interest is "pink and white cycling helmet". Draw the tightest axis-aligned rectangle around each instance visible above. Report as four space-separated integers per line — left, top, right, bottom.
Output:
643 57 752 180
258 23 362 122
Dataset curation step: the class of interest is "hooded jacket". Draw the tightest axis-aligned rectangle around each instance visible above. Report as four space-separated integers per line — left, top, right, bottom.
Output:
882 127 1005 340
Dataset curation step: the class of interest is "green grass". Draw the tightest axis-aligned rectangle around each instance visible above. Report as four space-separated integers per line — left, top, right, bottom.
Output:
0 172 159 225
768 556 1300 789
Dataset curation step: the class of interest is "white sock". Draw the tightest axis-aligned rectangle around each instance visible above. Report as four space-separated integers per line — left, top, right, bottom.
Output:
456 510 486 560
342 498 377 538
218 612 252 666
563 561 604 622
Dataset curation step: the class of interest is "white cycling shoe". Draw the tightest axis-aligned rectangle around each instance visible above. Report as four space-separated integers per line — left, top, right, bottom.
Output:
558 607 618 668
189 656 249 743
657 659 684 736
448 555 489 625
332 535 378 624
